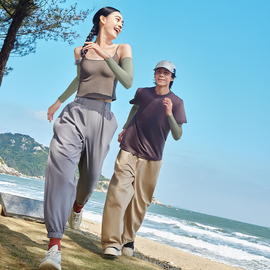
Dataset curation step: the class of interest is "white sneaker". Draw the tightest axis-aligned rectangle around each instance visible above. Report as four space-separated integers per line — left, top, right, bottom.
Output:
39 245 61 270
68 207 82 229
104 247 122 256
122 242 134 256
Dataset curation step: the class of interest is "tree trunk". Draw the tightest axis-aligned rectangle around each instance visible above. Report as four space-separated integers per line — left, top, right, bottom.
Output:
0 0 31 86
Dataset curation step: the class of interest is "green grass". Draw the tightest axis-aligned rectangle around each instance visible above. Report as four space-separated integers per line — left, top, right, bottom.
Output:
0 215 169 270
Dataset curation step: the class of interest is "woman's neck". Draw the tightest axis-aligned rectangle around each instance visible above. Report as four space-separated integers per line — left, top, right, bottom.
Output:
95 32 114 49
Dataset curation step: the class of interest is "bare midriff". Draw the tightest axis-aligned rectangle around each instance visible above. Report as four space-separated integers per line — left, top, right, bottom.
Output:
96 98 112 103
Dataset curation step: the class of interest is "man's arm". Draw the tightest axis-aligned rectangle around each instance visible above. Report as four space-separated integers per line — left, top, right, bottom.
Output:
163 97 183 140
168 114 183 140
118 104 139 143
123 104 139 129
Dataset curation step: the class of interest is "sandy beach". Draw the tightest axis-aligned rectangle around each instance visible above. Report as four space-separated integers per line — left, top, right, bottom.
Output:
81 218 244 270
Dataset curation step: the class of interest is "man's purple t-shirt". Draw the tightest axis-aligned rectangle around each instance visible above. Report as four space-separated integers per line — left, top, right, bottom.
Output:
120 87 187 161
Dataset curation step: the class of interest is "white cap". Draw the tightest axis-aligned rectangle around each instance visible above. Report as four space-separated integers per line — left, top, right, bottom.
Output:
154 60 176 74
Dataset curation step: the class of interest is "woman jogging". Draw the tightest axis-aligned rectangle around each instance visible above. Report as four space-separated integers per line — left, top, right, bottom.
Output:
39 6 133 270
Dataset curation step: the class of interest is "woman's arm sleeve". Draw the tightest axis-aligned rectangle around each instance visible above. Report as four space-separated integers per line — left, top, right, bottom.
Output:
168 114 183 141
58 65 81 103
123 105 139 129
105 56 133 89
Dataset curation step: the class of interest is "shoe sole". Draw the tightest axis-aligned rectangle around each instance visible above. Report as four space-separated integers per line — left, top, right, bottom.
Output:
39 259 61 270
104 247 122 256
122 247 134 256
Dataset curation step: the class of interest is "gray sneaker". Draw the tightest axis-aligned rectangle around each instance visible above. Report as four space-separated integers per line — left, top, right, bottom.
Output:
68 207 82 229
39 245 61 270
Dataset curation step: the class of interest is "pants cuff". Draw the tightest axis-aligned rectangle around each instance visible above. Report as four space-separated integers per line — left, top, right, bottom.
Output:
47 232 63 239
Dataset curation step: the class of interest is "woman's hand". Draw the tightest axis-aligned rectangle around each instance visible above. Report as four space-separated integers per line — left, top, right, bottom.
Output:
47 99 62 122
163 98 173 116
118 129 126 143
83 42 110 59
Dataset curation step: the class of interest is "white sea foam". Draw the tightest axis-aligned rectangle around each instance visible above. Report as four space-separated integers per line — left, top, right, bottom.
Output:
139 226 270 262
0 185 43 200
0 181 17 187
145 213 270 253
234 232 259 240
194 223 220 231
88 200 104 208
83 210 102 223
20 176 31 179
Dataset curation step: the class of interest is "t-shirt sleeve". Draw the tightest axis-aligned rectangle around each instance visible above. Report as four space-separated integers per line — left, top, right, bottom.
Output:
173 99 187 123
129 88 142 106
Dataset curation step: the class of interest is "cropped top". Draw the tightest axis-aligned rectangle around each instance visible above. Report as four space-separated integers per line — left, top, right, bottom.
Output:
76 51 120 101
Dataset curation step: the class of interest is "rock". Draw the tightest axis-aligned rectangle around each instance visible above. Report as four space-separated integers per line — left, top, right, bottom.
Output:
152 197 163 205
0 192 44 222
0 157 21 177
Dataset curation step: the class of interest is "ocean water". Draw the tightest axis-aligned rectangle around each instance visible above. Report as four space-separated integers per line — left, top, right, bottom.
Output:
1 173 270 270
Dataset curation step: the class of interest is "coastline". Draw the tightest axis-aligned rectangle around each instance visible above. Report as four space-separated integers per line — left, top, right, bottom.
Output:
0 173 249 269
81 218 244 270
0 213 244 270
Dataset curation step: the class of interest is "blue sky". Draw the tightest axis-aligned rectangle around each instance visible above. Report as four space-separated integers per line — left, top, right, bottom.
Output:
1 0 269 227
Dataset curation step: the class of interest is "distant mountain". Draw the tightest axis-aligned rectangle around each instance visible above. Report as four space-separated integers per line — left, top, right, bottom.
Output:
0 132 110 187
0 133 49 178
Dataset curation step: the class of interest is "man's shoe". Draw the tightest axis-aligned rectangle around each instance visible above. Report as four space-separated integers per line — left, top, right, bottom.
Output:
122 242 134 256
104 247 122 256
68 207 82 229
39 245 61 270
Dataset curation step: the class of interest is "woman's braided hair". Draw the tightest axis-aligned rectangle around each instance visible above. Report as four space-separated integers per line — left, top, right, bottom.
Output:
76 6 120 65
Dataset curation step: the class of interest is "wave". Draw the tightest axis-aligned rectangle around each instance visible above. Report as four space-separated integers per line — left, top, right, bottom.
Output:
87 200 104 208
0 187 44 201
193 222 220 231
234 232 260 240
83 210 102 223
139 226 270 262
144 213 270 253
0 181 17 187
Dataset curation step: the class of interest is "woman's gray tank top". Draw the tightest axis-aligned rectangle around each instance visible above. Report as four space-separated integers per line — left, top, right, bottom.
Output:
76 51 120 101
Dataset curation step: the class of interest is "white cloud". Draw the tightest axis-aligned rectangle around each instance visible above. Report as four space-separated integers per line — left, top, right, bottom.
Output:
24 108 47 122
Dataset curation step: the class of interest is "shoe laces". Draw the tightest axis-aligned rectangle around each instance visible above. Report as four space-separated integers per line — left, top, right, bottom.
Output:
46 249 61 258
73 212 81 221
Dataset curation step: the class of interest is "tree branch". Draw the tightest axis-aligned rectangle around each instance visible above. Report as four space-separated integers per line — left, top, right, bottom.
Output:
0 1 14 17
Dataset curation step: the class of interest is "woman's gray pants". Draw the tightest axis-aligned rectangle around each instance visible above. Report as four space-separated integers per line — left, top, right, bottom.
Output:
44 97 118 239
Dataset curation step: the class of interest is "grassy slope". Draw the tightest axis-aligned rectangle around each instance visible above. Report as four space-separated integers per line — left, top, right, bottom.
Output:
0 215 167 270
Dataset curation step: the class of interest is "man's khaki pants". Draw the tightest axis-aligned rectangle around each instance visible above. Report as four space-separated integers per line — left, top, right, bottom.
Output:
101 149 162 250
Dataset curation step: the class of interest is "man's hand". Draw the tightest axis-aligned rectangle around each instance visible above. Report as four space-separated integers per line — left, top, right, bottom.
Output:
162 97 173 116
118 129 126 143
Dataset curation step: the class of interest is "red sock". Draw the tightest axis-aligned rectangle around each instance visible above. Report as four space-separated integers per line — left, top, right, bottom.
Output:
48 238 61 250
73 201 84 213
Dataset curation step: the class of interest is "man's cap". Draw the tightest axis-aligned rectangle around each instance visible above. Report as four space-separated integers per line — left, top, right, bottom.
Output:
154 60 176 74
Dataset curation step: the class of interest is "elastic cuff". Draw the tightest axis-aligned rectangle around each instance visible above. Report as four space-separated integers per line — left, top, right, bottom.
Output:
104 55 113 63
47 232 63 239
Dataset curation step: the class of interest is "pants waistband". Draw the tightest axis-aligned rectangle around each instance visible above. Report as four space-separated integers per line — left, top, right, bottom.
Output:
74 97 112 111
